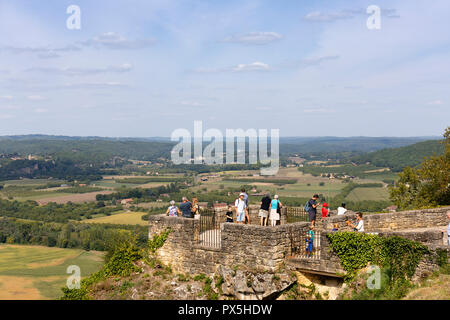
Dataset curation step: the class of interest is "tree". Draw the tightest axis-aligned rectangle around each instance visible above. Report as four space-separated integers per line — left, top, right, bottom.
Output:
389 127 450 209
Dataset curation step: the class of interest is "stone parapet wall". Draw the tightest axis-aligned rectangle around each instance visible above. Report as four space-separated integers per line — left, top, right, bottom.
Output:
149 206 450 279
321 206 450 232
148 214 309 275
378 229 446 245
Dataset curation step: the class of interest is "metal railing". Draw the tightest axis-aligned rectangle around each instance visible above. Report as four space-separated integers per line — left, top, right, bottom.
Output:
289 229 321 259
286 207 310 223
196 208 222 249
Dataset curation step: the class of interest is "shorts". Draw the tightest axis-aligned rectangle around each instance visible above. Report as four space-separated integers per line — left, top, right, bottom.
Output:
308 211 316 221
236 211 245 222
270 208 280 221
259 209 269 218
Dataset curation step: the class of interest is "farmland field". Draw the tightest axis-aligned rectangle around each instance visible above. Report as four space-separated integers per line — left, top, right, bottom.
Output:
80 211 149 226
345 187 390 201
16 190 114 203
0 244 103 300
0 179 65 187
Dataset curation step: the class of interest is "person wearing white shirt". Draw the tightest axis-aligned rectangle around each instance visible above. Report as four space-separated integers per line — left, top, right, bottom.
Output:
337 202 347 215
234 193 248 224
347 212 364 232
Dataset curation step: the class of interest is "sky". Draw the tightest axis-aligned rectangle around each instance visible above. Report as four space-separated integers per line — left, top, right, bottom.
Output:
0 0 448 137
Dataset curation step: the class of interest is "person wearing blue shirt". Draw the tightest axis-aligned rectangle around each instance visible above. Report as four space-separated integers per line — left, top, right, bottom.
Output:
269 195 282 226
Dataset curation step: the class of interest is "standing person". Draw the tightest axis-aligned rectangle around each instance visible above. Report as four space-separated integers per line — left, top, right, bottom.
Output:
225 205 234 223
337 203 347 215
179 197 193 218
269 195 282 226
259 193 271 226
347 212 364 232
321 200 329 220
446 211 450 245
234 193 248 224
166 200 181 217
305 194 321 227
191 197 200 218
240 188 250 224
305 226 315 257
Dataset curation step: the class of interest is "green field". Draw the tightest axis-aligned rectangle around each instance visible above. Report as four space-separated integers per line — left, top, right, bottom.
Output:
80 211 149 226
345 187 390 202
0 244 103 300
0 179 65 186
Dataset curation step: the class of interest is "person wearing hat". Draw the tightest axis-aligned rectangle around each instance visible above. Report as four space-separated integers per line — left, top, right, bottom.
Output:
234 193 249 224
269 195 282 226
321 200 329 220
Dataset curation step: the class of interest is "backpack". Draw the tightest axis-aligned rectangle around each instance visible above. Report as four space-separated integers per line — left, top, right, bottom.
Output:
304 200 311 212
168 206 178 216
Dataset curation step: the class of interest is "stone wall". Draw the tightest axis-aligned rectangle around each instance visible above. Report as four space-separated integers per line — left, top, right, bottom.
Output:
149 206 450 282
148 214 308 275
320 206 450 232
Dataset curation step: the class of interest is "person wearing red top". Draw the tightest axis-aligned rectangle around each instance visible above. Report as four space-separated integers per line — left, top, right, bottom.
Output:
321 202 329 219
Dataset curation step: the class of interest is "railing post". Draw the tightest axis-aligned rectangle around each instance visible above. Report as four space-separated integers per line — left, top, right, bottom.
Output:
193 218 200 242
281 206 287 225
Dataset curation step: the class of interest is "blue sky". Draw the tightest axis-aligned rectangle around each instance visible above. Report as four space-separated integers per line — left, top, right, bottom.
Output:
0 0 448 137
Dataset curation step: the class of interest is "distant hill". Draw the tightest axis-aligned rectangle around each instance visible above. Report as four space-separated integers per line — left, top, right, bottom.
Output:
279 136 440 155
351 139 445 171
0 135 441 165
0 139 174 164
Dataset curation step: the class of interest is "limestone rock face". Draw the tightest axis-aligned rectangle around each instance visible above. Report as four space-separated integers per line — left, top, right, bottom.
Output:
216 265 295 300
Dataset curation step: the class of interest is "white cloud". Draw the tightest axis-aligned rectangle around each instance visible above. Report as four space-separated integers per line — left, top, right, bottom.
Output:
0 44 81 58
304 8 400 22
0 114 14 119
180 101 207 107
0 104 21 110
303 108 335 113
427 100 443 105
305 11 353 22
27 95 45 101
0 95 13 100
34 108 48 113
81 32 156 50
26 63 133 76
222 32 283 45
232 62 270 72
194 61 271 73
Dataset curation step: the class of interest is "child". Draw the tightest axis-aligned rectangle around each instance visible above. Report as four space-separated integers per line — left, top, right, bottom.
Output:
321 201 329 220
305 226 315 257
225 205 234 223
332 223 339 232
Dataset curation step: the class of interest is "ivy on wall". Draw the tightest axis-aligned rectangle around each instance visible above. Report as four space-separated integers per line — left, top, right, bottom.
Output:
327 232 430 287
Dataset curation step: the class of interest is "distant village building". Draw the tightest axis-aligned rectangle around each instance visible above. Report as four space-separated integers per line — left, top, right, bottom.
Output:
160 193 170 198
198 202 208 208
120 198 133 205
213 203 227 209
78 183 87 187
385 205 398 213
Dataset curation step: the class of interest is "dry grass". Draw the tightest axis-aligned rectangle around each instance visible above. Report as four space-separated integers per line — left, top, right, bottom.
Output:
81 211 149 226
404 274 450 300
0 276 44 300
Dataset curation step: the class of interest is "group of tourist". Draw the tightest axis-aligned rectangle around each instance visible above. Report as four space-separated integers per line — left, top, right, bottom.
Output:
165 196 200 218
165 190 364 232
